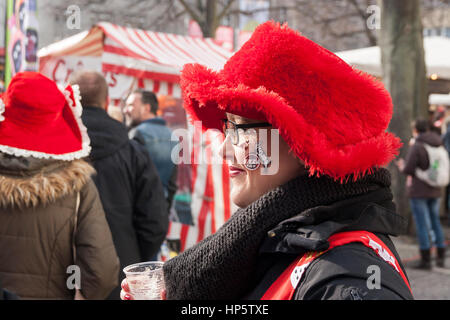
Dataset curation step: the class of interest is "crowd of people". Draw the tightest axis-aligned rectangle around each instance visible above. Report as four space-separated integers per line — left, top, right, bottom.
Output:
0 71 175 300
0 21 448 301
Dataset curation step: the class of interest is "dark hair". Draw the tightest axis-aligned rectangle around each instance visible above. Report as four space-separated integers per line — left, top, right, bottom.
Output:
134 90 158 115
69 71 108 108
414 118 429 134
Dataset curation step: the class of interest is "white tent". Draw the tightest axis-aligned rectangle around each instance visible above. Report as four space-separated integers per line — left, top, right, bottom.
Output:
336 36 450 80
38 22 232 100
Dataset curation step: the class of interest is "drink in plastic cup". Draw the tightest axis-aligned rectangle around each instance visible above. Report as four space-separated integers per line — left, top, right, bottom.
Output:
123 261 165 300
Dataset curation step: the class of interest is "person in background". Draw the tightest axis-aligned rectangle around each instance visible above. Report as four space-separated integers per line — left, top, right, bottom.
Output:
398 118 447 269
442 112 450 226
0 72 119 300
125 90 178 211
69 71 169 299
428 105 443 135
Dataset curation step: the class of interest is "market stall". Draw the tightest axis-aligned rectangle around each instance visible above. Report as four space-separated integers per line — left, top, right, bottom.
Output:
335 36 450 80
38 22 236 255
38 22 232 101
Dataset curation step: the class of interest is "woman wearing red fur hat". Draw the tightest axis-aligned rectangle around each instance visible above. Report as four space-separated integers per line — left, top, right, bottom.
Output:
121 22 413 300
0 72 120 299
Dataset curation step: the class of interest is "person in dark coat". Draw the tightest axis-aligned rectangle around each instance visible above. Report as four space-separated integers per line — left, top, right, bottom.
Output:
398 119 447 269
121 22 413 300
0 72 119 300
70 71 169 300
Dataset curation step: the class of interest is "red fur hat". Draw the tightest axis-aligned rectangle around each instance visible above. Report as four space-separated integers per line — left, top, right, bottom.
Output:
181 21 401 181
0 72 90 160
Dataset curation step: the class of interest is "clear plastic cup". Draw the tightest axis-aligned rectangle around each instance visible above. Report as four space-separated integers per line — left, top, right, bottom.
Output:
123 261 165 300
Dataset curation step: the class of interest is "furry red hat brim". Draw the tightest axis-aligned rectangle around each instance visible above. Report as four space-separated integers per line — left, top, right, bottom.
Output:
181 63 402 181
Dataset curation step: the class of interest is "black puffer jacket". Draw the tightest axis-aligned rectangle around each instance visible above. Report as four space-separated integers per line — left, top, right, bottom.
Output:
81 106 169 299
0 155 119 300
164 169 413 300
246 187 413 300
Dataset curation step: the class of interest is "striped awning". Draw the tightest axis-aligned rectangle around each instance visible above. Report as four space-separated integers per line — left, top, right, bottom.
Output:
38 28 104 58
38 22 232 98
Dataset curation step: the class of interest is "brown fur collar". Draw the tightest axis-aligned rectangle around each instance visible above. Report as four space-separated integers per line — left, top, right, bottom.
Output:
0 160 95 209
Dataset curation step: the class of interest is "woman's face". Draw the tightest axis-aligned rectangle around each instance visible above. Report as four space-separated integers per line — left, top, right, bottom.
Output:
219 113 306 208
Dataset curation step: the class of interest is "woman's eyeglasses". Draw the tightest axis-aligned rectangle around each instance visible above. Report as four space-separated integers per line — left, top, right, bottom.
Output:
222 119 272 145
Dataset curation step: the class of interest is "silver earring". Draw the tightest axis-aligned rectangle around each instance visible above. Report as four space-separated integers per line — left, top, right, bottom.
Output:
245 152 261 171
256 143 271 169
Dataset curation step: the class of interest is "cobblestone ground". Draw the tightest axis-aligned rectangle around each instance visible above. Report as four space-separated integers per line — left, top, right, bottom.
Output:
392 223 450 300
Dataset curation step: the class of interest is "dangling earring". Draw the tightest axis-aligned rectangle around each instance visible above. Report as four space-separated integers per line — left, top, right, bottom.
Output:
256 143 271 169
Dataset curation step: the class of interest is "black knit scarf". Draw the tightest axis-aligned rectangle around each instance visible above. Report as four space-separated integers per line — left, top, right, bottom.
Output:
163 169 391 300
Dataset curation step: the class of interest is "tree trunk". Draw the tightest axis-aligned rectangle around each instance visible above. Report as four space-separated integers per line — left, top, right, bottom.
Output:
203 0 218 38
379 0 428 234
179 0 220 38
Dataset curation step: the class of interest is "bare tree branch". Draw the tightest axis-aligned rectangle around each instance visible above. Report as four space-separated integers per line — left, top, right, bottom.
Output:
217 0 236 21
178 0 203 24
42 0 449 52
348 0 377 45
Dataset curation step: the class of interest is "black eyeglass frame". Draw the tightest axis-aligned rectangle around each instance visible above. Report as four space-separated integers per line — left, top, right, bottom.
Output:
222 119 272 145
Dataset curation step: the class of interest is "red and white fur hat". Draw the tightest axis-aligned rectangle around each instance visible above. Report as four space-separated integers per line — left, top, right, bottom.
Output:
0 72 91 160
180 21 402 181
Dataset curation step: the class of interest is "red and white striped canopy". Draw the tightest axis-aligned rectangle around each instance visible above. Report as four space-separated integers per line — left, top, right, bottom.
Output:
38 22 232 98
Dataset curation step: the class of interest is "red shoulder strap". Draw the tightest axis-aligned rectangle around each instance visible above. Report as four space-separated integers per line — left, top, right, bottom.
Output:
261 231 412 300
